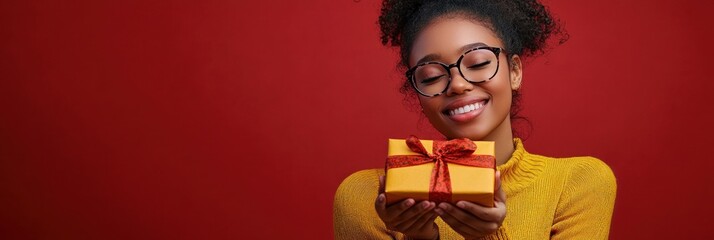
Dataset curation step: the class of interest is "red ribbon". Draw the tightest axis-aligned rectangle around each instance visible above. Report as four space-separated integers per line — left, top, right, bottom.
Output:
386 135 495 203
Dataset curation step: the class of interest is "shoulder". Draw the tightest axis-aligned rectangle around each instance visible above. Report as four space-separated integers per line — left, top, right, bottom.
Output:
335 169 382 195
546 155 617 195
334 168 382 208
333 169 385 236
559 156 615 184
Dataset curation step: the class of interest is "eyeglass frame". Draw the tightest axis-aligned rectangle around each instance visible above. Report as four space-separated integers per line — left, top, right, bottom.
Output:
405 46 504 97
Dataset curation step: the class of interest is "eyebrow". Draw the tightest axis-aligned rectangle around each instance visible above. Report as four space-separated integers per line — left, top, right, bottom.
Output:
414 42 490 66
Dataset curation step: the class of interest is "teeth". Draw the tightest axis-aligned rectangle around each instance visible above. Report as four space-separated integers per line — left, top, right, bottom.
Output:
449 101 485 116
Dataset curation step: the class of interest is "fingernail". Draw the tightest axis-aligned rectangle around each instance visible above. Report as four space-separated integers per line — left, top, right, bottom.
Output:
420 201 429 209
405 199 414 207
434 208 444 215
456 201 466 208
377 194 384 203
438 203 449 210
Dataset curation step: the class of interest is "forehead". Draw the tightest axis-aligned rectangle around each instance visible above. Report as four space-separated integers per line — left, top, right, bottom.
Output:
410 16 502 65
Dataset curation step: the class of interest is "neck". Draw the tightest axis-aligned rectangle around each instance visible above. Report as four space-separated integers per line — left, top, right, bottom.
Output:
482 116 516 166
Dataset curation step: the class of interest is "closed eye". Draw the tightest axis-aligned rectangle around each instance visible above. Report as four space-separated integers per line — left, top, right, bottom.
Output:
467 61 491 69
420 75 445 84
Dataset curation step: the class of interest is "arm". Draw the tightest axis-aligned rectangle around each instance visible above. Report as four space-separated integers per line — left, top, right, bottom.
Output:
551 157 617 239
333 169 395 240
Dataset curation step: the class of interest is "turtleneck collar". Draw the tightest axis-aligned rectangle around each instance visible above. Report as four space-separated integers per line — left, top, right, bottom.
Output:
496 138 546 194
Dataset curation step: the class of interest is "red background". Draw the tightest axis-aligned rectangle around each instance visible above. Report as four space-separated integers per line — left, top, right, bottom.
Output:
2 0 713 239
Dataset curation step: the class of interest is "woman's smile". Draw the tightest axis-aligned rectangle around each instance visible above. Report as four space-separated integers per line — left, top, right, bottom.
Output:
443 96 490 123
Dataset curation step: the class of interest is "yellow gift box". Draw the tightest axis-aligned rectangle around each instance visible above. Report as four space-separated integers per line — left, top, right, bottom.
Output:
384 137 495 207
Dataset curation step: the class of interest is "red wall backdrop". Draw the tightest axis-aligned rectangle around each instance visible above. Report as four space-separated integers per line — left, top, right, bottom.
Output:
2 0 713 239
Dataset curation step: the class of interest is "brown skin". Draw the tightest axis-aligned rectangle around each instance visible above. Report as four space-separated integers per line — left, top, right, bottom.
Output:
375 176 439 239
412 16 523 165
375 172 506 239
375 15 522 239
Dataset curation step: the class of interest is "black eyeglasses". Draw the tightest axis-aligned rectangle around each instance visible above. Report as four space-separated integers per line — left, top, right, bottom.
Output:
406 46 503 97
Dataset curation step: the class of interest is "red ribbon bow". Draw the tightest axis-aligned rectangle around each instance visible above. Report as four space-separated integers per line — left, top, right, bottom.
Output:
386 135 495 203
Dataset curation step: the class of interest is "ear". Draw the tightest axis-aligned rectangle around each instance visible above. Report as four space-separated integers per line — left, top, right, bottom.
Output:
509 55 523 91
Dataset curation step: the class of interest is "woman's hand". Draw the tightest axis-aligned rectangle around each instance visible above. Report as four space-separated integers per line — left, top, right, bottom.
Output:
434 171 507 238
375 175 439 240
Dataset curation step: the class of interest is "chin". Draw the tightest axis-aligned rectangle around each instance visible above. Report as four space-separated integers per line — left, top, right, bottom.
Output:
439 123 491 140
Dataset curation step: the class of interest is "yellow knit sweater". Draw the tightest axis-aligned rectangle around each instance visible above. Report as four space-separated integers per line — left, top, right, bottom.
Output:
334 138 616 239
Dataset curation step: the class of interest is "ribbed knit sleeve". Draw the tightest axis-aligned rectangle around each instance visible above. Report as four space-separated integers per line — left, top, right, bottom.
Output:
550 157 617 239
334 169 395 240
476 225 510 240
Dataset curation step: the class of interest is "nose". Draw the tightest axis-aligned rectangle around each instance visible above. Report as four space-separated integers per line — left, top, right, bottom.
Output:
445 65 473 96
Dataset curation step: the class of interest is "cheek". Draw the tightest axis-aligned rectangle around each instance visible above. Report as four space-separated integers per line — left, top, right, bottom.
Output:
419 97 437 112
489 66 514 95
418 97 444 119
488 77 514 111
492 80 512 97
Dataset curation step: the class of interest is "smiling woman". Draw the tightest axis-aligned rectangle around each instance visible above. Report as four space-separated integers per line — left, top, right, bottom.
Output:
334 0 616 239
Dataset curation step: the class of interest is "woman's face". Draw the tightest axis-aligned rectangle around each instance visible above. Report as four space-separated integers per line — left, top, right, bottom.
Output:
409 16 522 140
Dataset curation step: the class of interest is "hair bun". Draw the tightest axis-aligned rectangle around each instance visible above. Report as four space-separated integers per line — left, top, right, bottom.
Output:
378 0 567 58
379 0 424 46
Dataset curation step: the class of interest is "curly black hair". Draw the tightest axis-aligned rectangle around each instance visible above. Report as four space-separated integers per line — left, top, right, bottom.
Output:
378 0 568 138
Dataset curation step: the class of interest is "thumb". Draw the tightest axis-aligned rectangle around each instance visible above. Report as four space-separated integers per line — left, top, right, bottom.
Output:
494 170 506 203
379 175 386 194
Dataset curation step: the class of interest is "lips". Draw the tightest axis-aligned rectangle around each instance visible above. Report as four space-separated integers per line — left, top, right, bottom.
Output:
446 101 486 116
443 97 489 123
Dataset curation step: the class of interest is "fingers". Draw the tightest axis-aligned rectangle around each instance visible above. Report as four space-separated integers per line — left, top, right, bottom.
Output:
376 197 427 222
391 206 439 239
388 199 430 222
374 196 438 238
379 175 385 194
384 199 415 221
374 175 438 233
394 201 435 229
433 170 506 223
375 196 421 225
416 212 439 230
376 170 506 238
375 193 387 219
455 201 506 222
435 203 487 236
